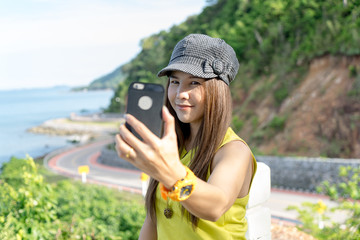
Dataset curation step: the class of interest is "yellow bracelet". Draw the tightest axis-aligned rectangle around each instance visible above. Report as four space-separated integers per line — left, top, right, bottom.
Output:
159 166 197 202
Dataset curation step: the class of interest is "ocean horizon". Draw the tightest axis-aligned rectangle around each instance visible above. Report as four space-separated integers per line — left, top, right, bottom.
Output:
0 86 114 166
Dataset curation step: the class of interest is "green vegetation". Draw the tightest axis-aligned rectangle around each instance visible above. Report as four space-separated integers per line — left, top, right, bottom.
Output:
88 66 126 90
74 66 127 91
231 115 244 132
288 165 360 240
268 115 287 131
273 84 289 106
349 65 358 78
104 0 360 113
348 65 360 98
100 1 360 158
0 156 145 240
250 114 288 145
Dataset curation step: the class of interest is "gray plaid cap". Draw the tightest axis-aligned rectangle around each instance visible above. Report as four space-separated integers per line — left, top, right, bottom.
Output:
157 34 239 85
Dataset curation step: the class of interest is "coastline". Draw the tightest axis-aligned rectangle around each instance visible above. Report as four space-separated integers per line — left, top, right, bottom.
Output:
0 88 115 165
27 113 123 143
26 113 132 172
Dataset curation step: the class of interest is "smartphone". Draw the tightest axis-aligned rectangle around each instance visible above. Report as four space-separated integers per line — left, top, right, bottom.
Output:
125 82 165 140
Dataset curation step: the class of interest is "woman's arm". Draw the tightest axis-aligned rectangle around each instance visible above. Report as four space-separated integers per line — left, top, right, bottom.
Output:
115 107 254 222
181 140 253 221
138 214 157 240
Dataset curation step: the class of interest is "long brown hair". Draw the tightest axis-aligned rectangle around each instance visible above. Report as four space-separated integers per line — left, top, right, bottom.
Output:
145 78 232 228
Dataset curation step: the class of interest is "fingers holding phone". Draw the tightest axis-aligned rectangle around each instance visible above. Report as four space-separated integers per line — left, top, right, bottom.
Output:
115 82 184 185
115 133 136 160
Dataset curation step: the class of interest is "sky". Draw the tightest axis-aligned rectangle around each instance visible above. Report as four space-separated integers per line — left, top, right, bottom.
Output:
0 0 206 90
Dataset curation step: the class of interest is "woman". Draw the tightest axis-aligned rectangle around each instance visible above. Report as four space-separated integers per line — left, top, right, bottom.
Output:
115 34 257 239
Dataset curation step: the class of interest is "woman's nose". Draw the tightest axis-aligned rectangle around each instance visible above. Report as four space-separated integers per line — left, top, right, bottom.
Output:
176 84 189 99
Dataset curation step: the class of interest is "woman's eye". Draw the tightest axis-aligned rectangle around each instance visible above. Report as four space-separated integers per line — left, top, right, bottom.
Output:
170 79 179 85
191 81 201 85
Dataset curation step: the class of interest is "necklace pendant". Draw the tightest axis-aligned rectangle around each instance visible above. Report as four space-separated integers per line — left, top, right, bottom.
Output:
164 208 173 219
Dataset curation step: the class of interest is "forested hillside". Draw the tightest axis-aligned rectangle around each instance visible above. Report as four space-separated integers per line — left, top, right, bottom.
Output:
74 65 126 91
102 0 360 158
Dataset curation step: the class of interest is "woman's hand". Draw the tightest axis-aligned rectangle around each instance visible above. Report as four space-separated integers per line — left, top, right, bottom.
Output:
115 106 186 189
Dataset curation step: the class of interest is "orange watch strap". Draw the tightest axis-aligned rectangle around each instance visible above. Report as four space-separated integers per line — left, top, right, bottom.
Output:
159 166 196 202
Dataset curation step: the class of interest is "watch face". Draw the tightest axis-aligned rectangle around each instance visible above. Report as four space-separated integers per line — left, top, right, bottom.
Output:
180 185 193 198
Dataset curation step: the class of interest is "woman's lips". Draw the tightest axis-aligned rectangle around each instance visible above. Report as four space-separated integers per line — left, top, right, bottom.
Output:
176 104 192 110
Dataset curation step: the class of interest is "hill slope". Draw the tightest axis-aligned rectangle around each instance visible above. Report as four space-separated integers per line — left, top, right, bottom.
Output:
88 66 126 90
238 55 360 158
101 0 360 158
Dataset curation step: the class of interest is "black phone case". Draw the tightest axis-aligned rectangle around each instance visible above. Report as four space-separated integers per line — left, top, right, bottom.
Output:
125 82 165 140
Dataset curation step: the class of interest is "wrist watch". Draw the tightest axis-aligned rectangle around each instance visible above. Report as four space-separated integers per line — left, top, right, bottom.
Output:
160 166 197 202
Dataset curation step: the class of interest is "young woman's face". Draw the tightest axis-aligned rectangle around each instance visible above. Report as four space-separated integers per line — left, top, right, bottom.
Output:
167 71 206 126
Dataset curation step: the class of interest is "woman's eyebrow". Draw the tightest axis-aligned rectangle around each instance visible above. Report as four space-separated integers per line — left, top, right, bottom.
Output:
169 74 178 79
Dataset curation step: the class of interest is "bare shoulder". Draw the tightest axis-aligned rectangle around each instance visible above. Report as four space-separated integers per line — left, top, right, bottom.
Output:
212 140 253 171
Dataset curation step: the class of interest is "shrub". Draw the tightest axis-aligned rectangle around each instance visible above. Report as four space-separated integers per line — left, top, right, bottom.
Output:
274 85 289 106
232 115 244 132
349 65 358 78
268 116 287 131
0 156 59 239
288 166 360 240
0 156 146 240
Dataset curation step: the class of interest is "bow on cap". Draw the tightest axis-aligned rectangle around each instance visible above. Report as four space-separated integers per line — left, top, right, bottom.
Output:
203 58 233 84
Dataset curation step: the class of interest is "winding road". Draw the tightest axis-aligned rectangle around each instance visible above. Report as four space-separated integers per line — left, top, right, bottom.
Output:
46 137 142 194
45 137 346 225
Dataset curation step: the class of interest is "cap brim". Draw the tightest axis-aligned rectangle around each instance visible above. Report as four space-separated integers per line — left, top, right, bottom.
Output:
157 62 217 79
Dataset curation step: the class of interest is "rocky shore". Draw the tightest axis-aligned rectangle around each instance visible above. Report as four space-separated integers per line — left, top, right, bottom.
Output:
28 117 122 143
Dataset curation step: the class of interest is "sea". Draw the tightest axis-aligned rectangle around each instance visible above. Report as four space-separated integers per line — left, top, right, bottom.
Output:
0 86 114 167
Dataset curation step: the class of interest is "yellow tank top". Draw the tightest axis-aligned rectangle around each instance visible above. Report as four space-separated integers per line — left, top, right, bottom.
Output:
155 128 257 239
